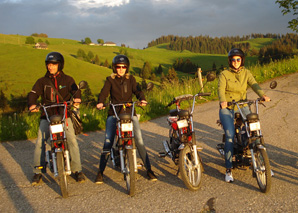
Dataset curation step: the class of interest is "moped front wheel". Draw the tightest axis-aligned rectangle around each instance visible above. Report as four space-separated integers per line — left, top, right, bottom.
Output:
254 148 271 193
124 149 136 196
57 152 68 198
179 144 202 191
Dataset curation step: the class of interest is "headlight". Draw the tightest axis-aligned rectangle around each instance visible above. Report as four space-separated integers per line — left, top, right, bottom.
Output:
50 124 64 133
249 121 261 131
121 122 133 132
177 119 188 129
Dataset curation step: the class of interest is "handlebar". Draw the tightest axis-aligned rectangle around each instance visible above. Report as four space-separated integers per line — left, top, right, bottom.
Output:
166 93 211 107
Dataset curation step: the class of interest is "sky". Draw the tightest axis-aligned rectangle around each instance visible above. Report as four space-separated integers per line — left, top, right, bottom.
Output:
0 0 296 49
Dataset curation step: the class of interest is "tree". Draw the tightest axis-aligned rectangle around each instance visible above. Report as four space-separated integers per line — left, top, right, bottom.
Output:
276 0 298 32
156 64 163 75
84 37 92 44
94 55 100 65
97 39 104 44
25 36 35 44
166 67 178 82
88 51 94 62
141 62 151 79
0 90 8 112
82 84 96 106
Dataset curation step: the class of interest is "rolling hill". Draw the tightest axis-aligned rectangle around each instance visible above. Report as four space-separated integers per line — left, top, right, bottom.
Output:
0 33 271 98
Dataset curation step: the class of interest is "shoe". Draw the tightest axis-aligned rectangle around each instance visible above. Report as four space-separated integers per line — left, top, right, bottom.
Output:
147 169 157 181
32 173 42 186
95 171 103 184
75 171 85 183
225 169 234 183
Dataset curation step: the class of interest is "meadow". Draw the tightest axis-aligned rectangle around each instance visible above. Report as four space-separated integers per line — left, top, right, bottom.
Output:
0 33 297 141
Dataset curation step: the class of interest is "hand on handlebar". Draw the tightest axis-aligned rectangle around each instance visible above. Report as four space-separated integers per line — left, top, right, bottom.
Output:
139 100 147 106
97 103 106 110
262 95 271 102
73 98 81 106
220 101 227 109
29 105 39 112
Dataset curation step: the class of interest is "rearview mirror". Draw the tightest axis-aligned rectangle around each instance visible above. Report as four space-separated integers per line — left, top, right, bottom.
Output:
270 81 277 89
206 73 216 82
78 81 88 90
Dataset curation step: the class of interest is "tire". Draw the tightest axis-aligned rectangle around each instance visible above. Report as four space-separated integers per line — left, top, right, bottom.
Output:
124 149 136 196
254 148 271 193
57 151 68 198
179 144 202 191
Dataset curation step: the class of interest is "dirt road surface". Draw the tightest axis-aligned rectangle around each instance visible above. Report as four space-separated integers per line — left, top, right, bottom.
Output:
1 73 298 212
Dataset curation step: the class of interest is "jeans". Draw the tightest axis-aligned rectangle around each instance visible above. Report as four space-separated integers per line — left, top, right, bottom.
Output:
219 106 250 169
99 115 151 172
33 118 82 174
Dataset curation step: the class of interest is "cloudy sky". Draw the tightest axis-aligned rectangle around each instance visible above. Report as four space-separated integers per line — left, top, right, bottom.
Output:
0 0 295 49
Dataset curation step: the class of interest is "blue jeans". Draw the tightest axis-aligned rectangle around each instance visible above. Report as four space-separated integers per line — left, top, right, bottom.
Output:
33 118 82 174
99 115 151 172
219 107 250 169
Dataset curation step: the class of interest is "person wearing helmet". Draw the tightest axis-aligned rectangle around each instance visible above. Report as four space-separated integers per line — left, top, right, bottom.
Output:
218 48 270 183
95 54 157 184
28 52 85 185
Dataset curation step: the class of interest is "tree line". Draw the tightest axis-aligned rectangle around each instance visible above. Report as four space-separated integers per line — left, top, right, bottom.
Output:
147 33 283 54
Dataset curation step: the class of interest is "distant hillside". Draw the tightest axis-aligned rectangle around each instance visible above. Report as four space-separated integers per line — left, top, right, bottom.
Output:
0 33 274 98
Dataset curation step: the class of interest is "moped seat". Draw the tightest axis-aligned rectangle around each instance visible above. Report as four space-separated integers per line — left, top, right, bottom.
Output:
246 113 259 122
178 110 189 118
50 115 62 123
119 113 131 121
169 109 178 116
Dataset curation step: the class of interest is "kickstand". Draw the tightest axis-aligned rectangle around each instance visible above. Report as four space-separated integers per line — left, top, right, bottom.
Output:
176 167 180 176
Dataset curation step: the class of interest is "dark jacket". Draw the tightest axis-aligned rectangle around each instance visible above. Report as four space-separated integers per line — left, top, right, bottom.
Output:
28 71 81 119
98 73 146 116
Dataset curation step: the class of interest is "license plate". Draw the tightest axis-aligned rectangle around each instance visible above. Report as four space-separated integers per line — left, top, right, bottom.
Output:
50 124 63 133
177 119 188 129
121 122 133 132
249 121 261 131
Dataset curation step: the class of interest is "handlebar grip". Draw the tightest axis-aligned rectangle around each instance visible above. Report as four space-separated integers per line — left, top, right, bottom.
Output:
197 92 211 96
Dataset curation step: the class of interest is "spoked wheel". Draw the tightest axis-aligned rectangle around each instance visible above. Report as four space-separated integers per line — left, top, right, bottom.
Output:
124 149 136 196
179 144 202 191
57 151 68 198
254 148 271 193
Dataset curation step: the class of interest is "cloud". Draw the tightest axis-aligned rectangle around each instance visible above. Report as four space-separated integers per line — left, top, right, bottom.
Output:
0 0 294 48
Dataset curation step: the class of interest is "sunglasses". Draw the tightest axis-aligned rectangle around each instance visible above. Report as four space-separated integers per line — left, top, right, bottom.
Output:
116 65 127 69
231 58 241 62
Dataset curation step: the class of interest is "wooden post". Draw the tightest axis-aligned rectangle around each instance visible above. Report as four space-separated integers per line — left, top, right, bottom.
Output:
197 68 204 93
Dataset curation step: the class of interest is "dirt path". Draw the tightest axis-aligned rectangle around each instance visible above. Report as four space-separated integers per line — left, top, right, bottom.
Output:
1 73 298 212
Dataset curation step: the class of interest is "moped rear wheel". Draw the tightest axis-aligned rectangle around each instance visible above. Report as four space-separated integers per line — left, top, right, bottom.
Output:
124 149 136 196
57 152 68 198
254 148 271 193
179 144 202 191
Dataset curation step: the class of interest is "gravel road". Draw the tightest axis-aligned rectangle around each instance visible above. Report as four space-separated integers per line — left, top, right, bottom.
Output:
1 73 298 212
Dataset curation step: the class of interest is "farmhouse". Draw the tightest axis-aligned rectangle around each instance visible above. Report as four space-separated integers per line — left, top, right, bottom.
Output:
103 41 116 46
34 42 48 49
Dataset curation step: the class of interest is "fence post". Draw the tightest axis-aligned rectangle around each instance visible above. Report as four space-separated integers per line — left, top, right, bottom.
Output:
197 68 204 93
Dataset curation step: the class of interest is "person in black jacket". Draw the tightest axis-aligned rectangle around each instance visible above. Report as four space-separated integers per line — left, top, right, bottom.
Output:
94 55 157 184
28 52 85 185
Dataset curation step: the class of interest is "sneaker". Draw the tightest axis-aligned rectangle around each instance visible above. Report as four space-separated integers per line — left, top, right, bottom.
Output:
32 173 42 186
95 171 103 184
74 171 85 183
147 169 157 181
225 169 234 183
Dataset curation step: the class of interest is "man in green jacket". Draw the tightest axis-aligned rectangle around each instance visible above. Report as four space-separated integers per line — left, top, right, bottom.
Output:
218 48 270 182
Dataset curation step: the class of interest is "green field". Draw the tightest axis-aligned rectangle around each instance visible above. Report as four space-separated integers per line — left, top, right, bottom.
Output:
0 33 267 98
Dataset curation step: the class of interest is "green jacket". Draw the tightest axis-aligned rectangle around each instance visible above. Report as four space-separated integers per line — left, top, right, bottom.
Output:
218 67 265 104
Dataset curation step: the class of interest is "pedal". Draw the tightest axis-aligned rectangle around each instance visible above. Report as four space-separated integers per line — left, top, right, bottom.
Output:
159 152 166 158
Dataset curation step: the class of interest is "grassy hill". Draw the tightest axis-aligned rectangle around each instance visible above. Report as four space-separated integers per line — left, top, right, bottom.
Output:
0 33 271 98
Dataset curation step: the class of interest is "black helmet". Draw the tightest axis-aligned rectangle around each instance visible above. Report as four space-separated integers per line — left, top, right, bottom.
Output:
45 52 64 71
112 55 130 73
228 48 245 68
